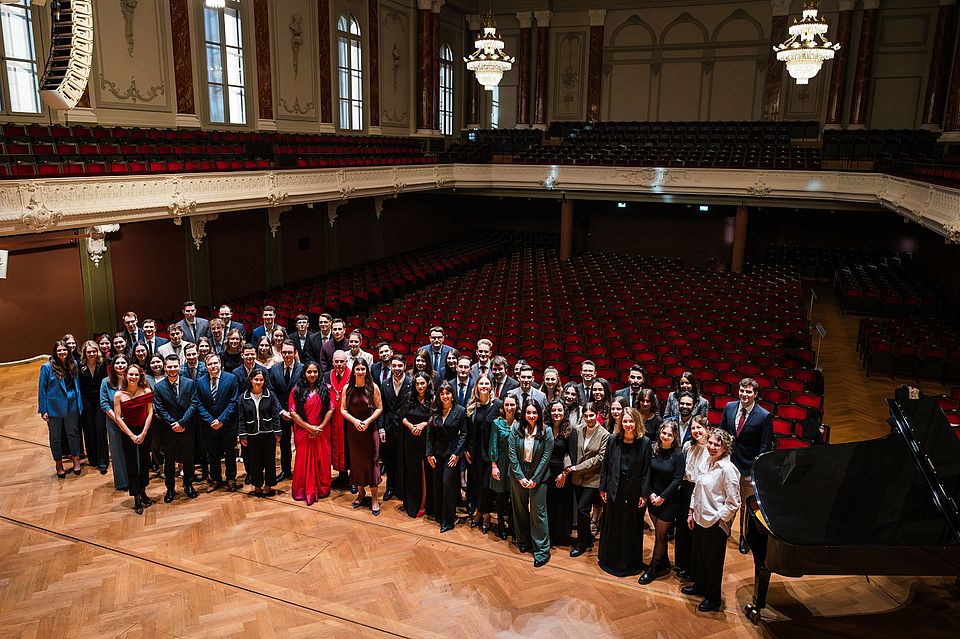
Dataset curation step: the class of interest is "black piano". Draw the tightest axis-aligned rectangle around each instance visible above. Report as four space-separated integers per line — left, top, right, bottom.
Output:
745 399 960 622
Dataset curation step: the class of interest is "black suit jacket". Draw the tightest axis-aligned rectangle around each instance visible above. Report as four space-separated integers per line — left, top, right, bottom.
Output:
319 338 349 374
426 403 467 459
370 361 393 386
153 376 199 431
379 374 411 433
291 331 314 363
304 331 331 363
494 376 519 400
196 371 240 433
268 362 303 415
599 435 652 504
452 377 474 407
720 401 774 476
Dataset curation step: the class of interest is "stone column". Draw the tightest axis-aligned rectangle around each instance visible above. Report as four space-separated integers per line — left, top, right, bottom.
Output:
824 0 855 128
183 224 212 307
431 1 444 134
516 12 533 128
731 205 748 273
849 0 881 129
318 0 335 131
368 0 382 133
170 0 200 128
586 9 606 123
464 14 482 128
253 0 276 130
760 0 790 121
416 0 432 134
921 0 957 130
560 199 573 261
532 11 552 129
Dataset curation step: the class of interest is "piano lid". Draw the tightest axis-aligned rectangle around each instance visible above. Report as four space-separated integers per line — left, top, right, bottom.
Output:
753 399 960 548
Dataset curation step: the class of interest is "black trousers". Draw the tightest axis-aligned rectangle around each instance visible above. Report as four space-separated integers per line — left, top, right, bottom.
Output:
244 433 277 488
674 481 695 573
381 427 398 491
121 426 151 497
203 425 238 482
573 484 599 549
432 454 459 528
80 406 109 469
278 418 293 475
693 523 729 603
162 427 196 490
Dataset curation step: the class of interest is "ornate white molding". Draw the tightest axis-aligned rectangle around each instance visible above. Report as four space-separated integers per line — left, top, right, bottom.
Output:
189 214 219 250
19 183 62 232
747 178 772 197
327 201 341 227
168 176 197 224
86 223 119 267
267 205 291 237
266 171 289 208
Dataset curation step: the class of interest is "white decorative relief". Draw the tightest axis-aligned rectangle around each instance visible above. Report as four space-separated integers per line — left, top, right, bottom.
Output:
266 171 289 207
18 183 62 232
168 176 197 224
86 223 120 267
189 214 219 250
327 201 341 227
747 178 772 197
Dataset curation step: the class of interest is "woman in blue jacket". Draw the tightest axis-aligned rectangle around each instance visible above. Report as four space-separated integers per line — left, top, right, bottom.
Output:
508 399 555 567
38 340 83 478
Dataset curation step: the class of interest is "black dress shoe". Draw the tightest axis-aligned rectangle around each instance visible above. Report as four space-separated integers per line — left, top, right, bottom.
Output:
185 485 198 499
56 470 66 479
244 475 251 485
517 544 529 554
383 489 394 501
681 585 705 597
533 556 549 568
676 570 692 581
739 535 750 554
470 518 480 528
569 546 586 558
99 466 108 475
164 490 175 503
481 522 489 534
134 497 143 515
350 484 358 494
439 525 454 533
140 493 153 506
275 471 288 483
498 526 508 540
697 599 723 613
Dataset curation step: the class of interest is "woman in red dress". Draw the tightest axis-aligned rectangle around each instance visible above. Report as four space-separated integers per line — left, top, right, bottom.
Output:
326 350 352 488
113 364 154 515
341 358 384 515
290 362 333 504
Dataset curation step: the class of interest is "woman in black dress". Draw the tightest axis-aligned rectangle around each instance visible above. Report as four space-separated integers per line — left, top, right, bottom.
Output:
443 349 460 383
466 374 502 532
598 407 652 577
398 372 433 517
546 400 574 546
561 382 582 425
426 381 466 532
77 340 108 474
637 388 662 438
413 348 442 390
639 419 686 585
220 329 244 372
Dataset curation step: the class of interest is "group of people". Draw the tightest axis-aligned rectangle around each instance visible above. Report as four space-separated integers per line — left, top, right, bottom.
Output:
38 302 775 612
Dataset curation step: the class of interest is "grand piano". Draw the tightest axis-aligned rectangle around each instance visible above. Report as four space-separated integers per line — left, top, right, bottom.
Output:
745 399 960 622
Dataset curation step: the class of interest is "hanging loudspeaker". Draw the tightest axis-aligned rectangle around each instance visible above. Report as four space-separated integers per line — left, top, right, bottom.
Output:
39 0 94 110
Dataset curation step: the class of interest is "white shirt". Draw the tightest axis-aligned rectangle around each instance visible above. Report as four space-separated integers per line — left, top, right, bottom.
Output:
523 432 536 463
682 440 710 483
346 349 373 371
736 402 755 430
690 455 741 534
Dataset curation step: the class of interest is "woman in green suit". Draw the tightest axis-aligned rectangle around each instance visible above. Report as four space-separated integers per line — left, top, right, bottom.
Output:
508 398 555 567
489 394 519 540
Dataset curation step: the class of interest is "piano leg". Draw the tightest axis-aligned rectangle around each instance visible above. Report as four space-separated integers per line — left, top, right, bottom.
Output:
743 563 771 623
743 501 771 624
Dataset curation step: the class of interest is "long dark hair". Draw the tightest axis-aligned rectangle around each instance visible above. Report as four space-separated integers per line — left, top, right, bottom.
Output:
108 354 129 389
548 399 571 439
498 393 519 421
637 387 660 417
520 398 546 440
431 380 456 420
590 377 612 417
293 362 330 418
673 371 701 403
414 347 435 378
442 348 460 381
345 358 375 404
405 371 434 412
111 332 130 358
653 420 679 457
49 340 78 380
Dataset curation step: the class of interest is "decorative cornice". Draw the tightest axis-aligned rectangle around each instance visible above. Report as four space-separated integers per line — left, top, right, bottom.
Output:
189 214 218 250
747 178 772 196
100 75 166 103
266 171 289 207
588 9 607 27
167 176 197 223
533 10 553 28
86 223 119 267
19 184 62 232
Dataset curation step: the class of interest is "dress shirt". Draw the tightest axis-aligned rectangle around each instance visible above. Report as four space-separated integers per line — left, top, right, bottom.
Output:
682 440 710 483
677 415 693 443
690 456 741 534
736 402 755 433
523 432 535 463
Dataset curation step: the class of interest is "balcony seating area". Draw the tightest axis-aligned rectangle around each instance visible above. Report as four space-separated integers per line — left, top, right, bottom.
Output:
822 128 941 171
834 259 940 317
858 317 960 383
445 129 543 163
0 123 432 178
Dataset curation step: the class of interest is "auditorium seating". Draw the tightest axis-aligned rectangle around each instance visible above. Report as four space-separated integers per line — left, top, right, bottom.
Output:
858 317 960 383
764 244 900 280
822 128 941 171
894 161 960 189
0 124 433 178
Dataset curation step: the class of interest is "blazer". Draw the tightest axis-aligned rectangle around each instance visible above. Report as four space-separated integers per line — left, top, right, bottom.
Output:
720 400 774 476
268 361 303 416
370 360 393 386
237 388 281 437
493 375 519 400
575 382 591 406
37 363 82 417
225 320 246 337
291 330 314 363
152 376 198 430
251 323 280 343
156 341 187 364
599 435 652 504
662 392 710 421
124 328 146 346
569 423 609 488
142 335 168 356
507 386 547 411
179 361 207 382
508 426 555 485
177 318 210 344
196 370 240 432
468 361 493 383
470 398 503 461
379 374 411 433
452 377 474 407
304 331 332 363
614 386 643 408
419 343 453 377
319 337 349 374
426 404 467 459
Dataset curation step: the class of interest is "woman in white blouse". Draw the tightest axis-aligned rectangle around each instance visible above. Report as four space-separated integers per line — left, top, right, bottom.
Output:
675 415 710 581
682 427 740 613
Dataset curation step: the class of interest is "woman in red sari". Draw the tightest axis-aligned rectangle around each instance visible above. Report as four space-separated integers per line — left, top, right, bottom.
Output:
325 350 352 489
290 362 333 503
113 364 154 515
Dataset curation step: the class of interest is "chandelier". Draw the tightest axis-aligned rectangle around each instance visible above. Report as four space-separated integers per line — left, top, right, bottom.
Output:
464 11 514 91
773 1 840 85
205 0 225 9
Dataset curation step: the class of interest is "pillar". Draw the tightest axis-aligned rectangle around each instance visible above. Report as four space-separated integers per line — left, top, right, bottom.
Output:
516 12 533 127
373 198 385 260
824 0 855 128
79 233 117 336
252 0 275 130
532 11 551 129
318 0 335 130
416 0 432 134
560 199 573 262
587 10 606 123
849 0 881 129
464 14 482 129
732 205 748 274
183 224 212 307
431 1 444 134
761 0 790 121
921 0 957 130
170 0 200 127
368 0 382 133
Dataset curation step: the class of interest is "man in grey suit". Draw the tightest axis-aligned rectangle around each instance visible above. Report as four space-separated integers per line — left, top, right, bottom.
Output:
177 300 210 344
508 365 547 410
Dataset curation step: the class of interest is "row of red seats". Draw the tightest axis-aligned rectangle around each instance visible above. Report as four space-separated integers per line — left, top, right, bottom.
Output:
858 317 960 383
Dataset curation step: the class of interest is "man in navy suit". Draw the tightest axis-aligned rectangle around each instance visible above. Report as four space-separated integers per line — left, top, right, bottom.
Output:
420 326 453 378
290 314 314 363
121 310 146 346
177 300 210 344
180 342 207 382
508 365 547 410
141 318 168 357
673 392 697 446
614 365 647 408
218 305 246 338
575 360 597 406
250 305 279 342
196 353 239 492
378 354 410 501
267 340 302 481
468 338 494 382
154 354 200 502
720 377 774 553
452 356 475 407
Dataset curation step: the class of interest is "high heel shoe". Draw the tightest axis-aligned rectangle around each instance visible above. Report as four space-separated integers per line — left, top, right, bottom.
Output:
140 493 153 506
497 520 508 540
56 470 66 479
134 496 144 515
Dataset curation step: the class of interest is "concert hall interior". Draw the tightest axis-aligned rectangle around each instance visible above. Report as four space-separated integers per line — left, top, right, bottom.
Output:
2 0 960 637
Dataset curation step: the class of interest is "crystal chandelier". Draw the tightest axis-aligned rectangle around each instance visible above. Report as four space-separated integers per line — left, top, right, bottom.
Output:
464 10 514 91
773 1 840 85
205 0 225 9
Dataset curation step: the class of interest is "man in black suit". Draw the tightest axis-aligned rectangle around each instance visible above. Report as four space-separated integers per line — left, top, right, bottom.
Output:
305 312 333 363
508 365 548 410
177 300 210 344
673 392 697 445
370 341 394 385
231 343 270 394
721 377 774 554
121 310 146 346
614 365 647 409
268 340 303 482
141 318 168 357
420 326 453 378
154 354 200 502
468 338 494 382
491 355 519 400
196 353 240 492
575 360 597 406
318 318 348 374
291 314 314 363
452 356 475 407
218 305 246 337
378 354 410 501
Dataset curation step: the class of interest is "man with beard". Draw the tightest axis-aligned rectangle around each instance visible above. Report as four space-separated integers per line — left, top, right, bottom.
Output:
674 392 697 446
490 355 518 400
319 318 349 374
370 342 394 385
614 365 647 408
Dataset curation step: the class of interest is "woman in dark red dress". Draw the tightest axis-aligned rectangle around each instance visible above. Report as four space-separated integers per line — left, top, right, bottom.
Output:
340 359 384 514
112 364 154 515
290 362 333 504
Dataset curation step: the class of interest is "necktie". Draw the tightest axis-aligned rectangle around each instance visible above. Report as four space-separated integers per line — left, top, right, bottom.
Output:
147 340 153 356
522 392 529 406
189 367 197 380
211 377 218 401
434 351 440 371
285 367 291 385
172 381 179 398
737 407 747 436
632 392 639 408
458 384 466 405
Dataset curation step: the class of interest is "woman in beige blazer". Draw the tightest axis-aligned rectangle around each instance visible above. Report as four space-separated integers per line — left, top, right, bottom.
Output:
565 402 610 557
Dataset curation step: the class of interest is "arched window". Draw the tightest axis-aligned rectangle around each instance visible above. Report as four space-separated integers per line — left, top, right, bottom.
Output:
490 86 499 129
203 0 247 124
438 44 454 136
0 0 40 114
337 14 363 131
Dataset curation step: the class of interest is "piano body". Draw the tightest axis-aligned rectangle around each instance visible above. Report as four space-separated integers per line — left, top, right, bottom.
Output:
745 399 960 622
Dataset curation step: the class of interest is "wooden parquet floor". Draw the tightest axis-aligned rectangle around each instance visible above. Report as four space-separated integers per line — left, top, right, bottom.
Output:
2 289 958 638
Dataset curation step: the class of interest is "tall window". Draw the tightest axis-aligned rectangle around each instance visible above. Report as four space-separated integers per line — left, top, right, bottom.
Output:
337 14 363 131
438 44 454 136
204 0 246 125
490 86 499 129
0 0 40 114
